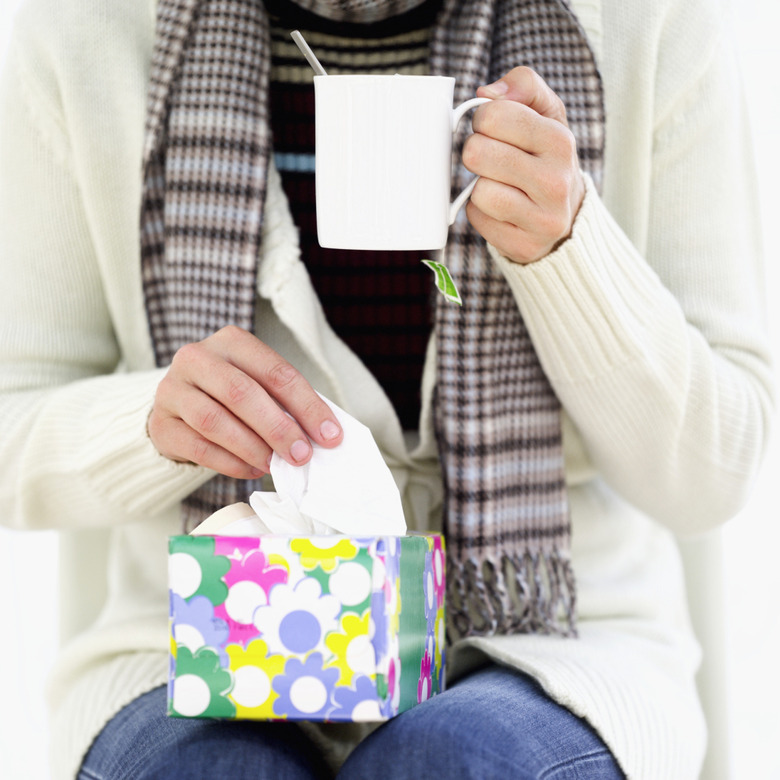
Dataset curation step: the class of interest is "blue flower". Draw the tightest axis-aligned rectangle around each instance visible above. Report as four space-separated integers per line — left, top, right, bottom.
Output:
253 578 340 657
384 537 401 583
272 653 339 720
370 587 389 662
329 674 382 721
171 593 230 665
423 551 437 638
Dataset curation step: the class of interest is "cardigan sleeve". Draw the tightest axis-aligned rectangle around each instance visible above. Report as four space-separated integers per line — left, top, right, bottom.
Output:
0 32 212 531
493 6 774 535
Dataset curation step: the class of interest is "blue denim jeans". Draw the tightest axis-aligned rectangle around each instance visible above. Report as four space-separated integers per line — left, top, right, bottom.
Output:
77 665 624 779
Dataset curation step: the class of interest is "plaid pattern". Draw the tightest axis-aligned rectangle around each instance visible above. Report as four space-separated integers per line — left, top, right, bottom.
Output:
141 0 273 530
141 0 604 636
430 0 604 637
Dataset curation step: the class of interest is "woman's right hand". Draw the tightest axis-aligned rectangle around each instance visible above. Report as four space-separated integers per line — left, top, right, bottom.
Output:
147 326 343 479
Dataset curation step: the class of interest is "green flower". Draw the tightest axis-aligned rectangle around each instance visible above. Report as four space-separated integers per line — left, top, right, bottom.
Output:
170 645 236 719
169 535 231 607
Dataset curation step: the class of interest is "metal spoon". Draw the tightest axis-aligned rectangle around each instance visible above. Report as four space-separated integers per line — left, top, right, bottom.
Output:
290 30 328 77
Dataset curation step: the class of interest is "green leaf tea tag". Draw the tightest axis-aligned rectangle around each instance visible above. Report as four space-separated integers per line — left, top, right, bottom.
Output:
422 259 462 305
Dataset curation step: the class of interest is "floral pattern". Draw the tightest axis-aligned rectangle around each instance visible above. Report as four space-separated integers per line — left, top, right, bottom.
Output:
430 535 446 609
291 537 358 572
170 645 235 718
325 611 374 685
171 593 230 663
330 674 382 721
226 639 286 719
417 648 433 704
423 549 437 638
168 533 445 723
273 653 339 719
214 542 288 646
253 577 340 656
169 535 231 607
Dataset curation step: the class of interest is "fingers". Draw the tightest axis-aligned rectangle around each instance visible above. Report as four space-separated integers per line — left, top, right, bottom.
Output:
463 129 581 213
206 327 343 453
463 130 556 205
148 326 344 476
477 66 569 126
470 98 573 159
152 370 274 476
148 411 268 481
462 66 585 264
175 338 314 467
465 198 564 266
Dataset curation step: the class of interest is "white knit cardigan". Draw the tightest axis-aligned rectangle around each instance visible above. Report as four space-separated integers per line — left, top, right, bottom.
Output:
0 0 773 778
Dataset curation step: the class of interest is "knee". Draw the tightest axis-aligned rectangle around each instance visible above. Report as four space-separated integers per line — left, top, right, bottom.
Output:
338 697 509 780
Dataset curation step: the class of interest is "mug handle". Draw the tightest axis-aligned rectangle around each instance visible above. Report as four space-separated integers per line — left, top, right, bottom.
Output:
448 97 492 226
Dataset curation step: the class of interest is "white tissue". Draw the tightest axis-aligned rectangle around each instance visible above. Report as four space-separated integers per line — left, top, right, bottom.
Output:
248 395 406 536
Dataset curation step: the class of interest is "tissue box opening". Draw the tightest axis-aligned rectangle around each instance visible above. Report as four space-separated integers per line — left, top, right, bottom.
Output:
167 533 446 722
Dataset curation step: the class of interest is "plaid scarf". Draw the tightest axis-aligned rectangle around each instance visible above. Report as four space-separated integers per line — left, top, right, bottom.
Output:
141 0 604 638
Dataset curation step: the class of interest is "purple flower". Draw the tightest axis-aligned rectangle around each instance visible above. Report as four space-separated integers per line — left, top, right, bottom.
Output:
370 587 389 661
329 675 381 721
273 653 339 720
171 594 230 665
385 537 401 584
423 551 437 638
254 578 340 657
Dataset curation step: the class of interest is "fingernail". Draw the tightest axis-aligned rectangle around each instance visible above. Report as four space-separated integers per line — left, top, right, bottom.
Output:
250 467 265 478
290 439 311 463
320 420 341 441
482 80 508 97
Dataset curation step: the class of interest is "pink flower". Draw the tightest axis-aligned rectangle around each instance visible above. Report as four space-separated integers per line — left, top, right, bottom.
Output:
417 649 433 704
431 536 446 609
213 540 288 646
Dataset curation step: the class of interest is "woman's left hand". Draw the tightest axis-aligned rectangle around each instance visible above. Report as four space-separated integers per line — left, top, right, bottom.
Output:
463 66 586 265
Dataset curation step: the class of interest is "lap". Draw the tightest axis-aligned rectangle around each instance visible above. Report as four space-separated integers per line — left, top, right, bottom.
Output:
339 665 625 780
77 666 623 779
77 685 331 780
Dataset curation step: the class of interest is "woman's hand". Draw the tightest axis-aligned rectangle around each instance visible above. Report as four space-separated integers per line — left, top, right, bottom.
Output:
463 66 585 264
147 326 343 478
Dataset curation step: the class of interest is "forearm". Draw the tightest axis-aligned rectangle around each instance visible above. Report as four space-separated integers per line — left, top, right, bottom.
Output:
0 374 212 531
494 178 773 534
0 36 211 530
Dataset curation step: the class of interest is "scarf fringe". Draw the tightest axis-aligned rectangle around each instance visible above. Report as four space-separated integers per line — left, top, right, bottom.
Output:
446 551 578 641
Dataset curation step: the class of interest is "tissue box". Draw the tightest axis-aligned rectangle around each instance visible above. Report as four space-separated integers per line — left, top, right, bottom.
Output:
167 533 446 722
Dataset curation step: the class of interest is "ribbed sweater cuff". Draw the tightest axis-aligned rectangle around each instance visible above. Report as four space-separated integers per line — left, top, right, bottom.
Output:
23 370 214 528
80 370 213 517
490 175 685 386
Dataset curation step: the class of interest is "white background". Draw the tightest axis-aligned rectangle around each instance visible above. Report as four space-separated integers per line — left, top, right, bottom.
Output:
0 0 778 778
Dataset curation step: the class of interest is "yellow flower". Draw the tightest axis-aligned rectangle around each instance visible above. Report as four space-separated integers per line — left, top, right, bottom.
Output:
169 621 177 660
325 610 374 686
390 576 402 636
434 607 445 670
291 538 358 572
226 639 286 719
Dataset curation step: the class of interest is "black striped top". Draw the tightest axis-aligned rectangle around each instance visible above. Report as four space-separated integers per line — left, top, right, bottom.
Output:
266 0 444 430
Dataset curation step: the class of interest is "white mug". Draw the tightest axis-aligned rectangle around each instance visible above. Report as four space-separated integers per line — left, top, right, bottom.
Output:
314 75 490 251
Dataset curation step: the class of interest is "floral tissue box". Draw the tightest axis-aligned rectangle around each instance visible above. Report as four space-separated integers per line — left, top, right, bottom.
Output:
167 533 446 722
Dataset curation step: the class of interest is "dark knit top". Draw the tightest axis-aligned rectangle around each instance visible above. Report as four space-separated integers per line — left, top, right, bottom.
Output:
266 0 443 430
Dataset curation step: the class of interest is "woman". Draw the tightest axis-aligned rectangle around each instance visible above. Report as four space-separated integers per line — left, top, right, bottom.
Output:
0 0 772 777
